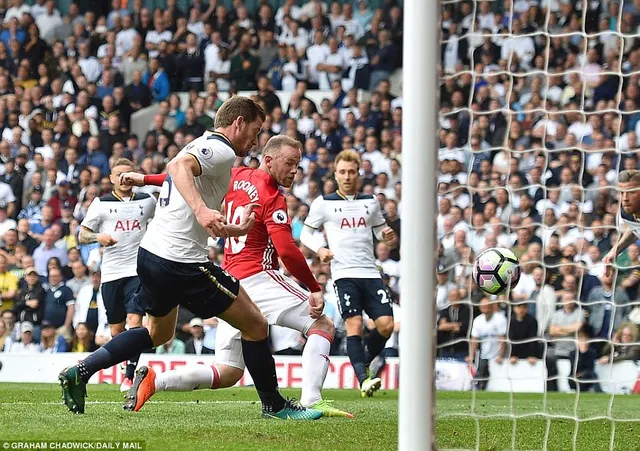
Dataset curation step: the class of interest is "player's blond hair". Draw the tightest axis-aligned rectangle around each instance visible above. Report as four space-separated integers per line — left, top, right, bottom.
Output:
263 135 302 156
619 170 640 185
214 96 266 128
113 158 135 168
335 149 361 169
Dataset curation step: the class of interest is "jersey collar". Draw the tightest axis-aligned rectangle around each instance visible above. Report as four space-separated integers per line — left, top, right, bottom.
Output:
112 191 135 202
207 130 233 148
337 190 358 201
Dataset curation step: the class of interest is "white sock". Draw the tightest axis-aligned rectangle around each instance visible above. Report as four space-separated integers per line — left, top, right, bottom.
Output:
155 364 220 392
300 332 332 406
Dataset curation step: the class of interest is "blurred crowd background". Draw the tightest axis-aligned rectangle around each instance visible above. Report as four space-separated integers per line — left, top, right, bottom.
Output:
437 0 640 391
0 0 404 358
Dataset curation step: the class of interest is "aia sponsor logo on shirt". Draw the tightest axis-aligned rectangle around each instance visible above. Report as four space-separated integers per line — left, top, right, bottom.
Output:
114 219 142 232
340 217 367 229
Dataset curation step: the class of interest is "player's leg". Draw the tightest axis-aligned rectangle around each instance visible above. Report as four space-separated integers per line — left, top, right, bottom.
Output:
359 278 395 397
125 319 246 412
335 279 370 388
186 264 321 420
60 249 179 414
122 276 146 389
59 307 175 414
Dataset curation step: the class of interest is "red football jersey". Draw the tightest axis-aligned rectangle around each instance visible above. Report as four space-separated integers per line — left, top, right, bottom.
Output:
222 167 290 280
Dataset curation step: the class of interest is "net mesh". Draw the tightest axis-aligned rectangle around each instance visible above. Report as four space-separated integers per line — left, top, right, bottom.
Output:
437 0 640 449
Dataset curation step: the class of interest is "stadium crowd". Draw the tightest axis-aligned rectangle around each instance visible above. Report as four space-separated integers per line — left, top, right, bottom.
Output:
0 0 404 359
437 0 640 390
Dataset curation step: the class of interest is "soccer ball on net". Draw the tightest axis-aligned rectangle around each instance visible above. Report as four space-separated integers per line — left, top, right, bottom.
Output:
473 247 521 296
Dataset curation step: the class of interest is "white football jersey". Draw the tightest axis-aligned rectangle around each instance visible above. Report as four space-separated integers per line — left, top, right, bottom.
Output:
303 192 386 280
619 210 640 239
81 191 156 283
141 132 236 263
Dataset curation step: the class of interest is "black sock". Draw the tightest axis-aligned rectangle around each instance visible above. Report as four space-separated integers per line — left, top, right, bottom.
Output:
125 354 141 380
365 329 388 365
79 328 153 383
347 335 368 385
241 338 285 412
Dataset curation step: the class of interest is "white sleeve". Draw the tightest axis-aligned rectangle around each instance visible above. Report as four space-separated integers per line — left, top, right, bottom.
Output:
185 141 232 177
81 198 102 232
303 196 325 230
3 185 15 204
370 199 387 240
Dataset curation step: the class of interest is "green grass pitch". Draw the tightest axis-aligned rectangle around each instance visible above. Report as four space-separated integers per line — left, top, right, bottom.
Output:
2 384 640 450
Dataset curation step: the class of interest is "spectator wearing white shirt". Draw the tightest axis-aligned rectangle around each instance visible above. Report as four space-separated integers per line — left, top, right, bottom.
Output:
276 0 302 30
204 31 221 84
78 42 101 84
341 3 365 40
145 18 172 59
375 242 400 295
436 268 457 311
279 18 309 56
316 36 345 90
305 31 330 88
73 269 109 345
35 1 62 45
328 1 345 33
9 321 40 354
468 299 507 390
115 15 138 58
186 8 205 43
362 135 389 174
30 0 46 19
300 0 327 20
4 0 30 23
210 44 231 92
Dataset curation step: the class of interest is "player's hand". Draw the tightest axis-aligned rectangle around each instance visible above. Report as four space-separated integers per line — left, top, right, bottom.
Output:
381 227 396 242
317 247 334 263
96 233 117 247
603 249 616 276
308 291 325 319
119 172 145 187
238 203 259 234
197 208 228 239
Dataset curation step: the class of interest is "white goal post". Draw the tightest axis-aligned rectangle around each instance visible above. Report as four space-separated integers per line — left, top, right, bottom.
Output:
399 0 438 450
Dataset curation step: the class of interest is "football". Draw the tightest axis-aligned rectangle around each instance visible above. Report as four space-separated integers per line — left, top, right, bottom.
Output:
473 247 521 295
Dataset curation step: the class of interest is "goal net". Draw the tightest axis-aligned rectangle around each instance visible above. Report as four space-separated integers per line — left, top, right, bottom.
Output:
436 0 640 449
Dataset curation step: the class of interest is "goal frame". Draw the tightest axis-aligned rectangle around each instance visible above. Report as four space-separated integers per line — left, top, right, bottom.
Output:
398 0 439 450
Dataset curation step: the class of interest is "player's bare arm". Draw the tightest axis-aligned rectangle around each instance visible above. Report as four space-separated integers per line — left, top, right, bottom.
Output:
78 225 117 247
223 202 259 237
166 153 228 238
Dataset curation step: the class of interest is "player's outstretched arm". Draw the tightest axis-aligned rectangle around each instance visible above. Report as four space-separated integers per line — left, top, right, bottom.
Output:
167 154 228 238
120 172 167 187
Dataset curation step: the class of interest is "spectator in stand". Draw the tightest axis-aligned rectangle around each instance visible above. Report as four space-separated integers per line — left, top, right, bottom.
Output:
156 335 186 354
70 322 96 353
39 320 68 353
185 317 214 355
9 321 39 354
230 33 259 91
508 302 540 364
13 266 45 334
0 254 18 311
437 287 471 360
569 330 602 393
43 267 74 341
33 229 67 276
66 260 90 297
468 298 507 390
142 58 170 102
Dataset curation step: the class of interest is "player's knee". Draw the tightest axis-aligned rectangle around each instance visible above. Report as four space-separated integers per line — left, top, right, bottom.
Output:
240 314 268 341
127 314 143 328
310 315 335 338
345 316 363 335
376 318 394 338
149 327 174 347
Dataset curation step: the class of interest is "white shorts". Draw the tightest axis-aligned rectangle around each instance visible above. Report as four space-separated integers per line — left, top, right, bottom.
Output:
215 270 316 370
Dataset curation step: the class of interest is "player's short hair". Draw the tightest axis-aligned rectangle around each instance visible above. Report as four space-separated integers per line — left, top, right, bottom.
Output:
263 135 302 156
113 158 135 168
335 149 361 169
619 170 640 185
214 96 266 128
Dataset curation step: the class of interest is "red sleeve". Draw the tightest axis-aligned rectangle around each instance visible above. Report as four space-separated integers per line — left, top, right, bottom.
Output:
264 193 321 293
144 173 167 186
270 229 322 293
